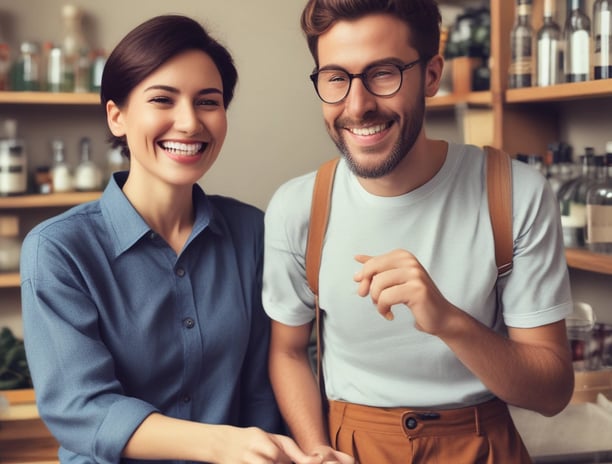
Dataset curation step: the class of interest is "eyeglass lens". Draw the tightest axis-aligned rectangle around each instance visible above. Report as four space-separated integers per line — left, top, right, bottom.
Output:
315 64 403 103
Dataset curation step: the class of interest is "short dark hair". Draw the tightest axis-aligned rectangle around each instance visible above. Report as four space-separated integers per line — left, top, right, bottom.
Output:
301 0 441 67
100 15 238 158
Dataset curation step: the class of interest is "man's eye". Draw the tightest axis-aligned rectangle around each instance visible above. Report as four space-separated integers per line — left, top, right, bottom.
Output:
368 67 395 80
321 71 348 84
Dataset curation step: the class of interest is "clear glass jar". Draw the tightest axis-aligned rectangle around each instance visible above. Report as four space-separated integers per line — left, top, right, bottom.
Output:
586 144 612 253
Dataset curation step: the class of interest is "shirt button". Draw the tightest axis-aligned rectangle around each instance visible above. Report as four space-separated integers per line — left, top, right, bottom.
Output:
182 395 191 403
149 232 156 240
183 318 195 329
176 267 185 277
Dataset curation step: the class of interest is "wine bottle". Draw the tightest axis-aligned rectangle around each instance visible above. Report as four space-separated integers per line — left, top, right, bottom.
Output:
593 0 612 79
564 0 591 82
509 0 534 88
537 0 563 85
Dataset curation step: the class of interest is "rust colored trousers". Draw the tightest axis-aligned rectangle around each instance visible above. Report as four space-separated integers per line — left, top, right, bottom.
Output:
328 398 532 464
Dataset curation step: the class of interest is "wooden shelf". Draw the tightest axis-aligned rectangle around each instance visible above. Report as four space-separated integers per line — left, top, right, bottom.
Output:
506 80 612 104
427 91 493 110
0 191 101 209
566 248 612 275
0 91 99 105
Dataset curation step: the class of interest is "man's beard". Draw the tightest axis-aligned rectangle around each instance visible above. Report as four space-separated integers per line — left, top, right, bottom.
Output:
330 94 425 179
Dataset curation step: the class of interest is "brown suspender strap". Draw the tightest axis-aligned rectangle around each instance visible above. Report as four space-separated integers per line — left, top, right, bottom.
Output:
484 145 514 276
305 157 339 396
305 147 513 400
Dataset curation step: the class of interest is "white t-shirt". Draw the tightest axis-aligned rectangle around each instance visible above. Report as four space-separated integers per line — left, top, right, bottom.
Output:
263 142 572 408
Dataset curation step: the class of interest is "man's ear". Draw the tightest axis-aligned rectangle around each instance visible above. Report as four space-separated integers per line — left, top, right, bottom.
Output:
424 54 444 98
106 100 125 137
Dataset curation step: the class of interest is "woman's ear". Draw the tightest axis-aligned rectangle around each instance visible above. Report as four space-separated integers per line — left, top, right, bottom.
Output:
106 100 126 137
424 54 444 98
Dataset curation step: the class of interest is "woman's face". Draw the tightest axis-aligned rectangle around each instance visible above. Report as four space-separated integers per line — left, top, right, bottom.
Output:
106 49 227 189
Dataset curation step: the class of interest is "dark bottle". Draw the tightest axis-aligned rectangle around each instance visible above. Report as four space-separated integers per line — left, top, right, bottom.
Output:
564 0 592 82
509 0 534 88
593 0 612 79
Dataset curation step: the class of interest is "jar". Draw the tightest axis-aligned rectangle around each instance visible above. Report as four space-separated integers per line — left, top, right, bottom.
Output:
0 215 21 272
0 139 28 196
12 41 40 91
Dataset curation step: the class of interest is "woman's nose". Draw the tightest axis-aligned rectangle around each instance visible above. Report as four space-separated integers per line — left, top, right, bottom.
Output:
175 104 203 134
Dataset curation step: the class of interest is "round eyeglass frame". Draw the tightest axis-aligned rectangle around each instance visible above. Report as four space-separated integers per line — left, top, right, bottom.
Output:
309 58 423 104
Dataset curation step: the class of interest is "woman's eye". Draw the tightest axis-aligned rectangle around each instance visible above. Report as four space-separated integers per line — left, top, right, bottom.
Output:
197 98 222 107
149 96 172 104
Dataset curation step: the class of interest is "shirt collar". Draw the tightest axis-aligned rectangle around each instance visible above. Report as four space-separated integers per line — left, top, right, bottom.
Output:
100 171 223 257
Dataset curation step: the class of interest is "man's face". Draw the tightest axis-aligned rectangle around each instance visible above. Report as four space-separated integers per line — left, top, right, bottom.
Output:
316 14 429 179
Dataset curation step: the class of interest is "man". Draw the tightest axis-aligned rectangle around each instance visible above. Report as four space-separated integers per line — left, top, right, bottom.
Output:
262 1 574 462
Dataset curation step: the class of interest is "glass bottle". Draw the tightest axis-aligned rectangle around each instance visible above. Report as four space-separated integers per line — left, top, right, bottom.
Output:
61 4 88 92
509 0 534 88
50 138 73 193
0 119 28 196
564 0 592 82
593 0 612 79
558 148 598 247
586 143 612 253
537 0 563 86
11 41 40 91
74 137 102 191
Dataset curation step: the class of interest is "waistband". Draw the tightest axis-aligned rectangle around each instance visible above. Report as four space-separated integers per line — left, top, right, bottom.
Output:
328 397 511 438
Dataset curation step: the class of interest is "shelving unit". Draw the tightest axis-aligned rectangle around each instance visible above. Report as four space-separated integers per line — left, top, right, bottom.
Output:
432 0 612 279
0 91 99 105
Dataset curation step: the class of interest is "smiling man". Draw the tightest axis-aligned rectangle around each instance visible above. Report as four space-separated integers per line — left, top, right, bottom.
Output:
262 1 575 463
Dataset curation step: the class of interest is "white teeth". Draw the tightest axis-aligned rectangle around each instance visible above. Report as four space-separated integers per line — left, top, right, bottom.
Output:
350 124 387 136
160 141 204 155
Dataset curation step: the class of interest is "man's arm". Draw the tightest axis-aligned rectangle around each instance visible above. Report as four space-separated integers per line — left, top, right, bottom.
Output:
440 314 574 416
354 250 574 416
268 321 329 452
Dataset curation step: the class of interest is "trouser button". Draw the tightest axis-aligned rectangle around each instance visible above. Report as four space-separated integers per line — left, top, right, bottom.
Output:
405 416 418 430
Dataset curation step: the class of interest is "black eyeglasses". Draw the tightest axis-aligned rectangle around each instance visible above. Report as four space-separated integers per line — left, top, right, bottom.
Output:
309 58 422 104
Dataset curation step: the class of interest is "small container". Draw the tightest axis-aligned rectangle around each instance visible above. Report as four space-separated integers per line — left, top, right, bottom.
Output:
50 138 73 192
74 137 101 191
34 166 53 194
0 215 21 272
0 120 28 196
11 41 41 91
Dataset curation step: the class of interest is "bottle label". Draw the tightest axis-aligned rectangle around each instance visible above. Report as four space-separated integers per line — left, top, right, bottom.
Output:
569 30 590 75
561 201 586 227
586 204 612 243
537 38 561 85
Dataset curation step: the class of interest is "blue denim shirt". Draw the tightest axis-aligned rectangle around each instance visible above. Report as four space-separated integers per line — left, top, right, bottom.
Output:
20 172 281 464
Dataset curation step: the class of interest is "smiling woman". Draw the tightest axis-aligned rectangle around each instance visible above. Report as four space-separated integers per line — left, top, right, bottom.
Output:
19 14 319 464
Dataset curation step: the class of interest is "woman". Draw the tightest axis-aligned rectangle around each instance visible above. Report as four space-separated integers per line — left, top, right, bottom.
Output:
20 15 317 464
